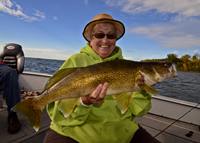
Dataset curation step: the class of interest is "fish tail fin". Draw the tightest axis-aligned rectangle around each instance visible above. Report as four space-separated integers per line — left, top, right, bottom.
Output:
12 97 44 132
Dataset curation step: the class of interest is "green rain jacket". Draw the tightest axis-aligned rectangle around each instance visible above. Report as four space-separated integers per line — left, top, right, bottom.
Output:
47 43 152 143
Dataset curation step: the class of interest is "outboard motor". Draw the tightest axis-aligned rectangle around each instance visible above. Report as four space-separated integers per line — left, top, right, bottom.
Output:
0 43 25 73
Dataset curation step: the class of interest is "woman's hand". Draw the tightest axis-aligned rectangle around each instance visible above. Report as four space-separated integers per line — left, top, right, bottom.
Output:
81 82 109 105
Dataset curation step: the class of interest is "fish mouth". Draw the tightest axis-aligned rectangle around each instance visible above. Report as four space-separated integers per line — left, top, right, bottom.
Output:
170 64 177 78
164 63 178 78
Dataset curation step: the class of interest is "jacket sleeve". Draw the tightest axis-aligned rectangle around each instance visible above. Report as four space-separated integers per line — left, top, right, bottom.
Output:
129 90 152 117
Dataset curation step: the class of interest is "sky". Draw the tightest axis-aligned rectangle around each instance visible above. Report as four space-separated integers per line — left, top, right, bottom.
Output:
0 0 200 61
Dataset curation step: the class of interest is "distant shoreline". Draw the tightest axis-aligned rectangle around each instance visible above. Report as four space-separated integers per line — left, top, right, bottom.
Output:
25 57 65 62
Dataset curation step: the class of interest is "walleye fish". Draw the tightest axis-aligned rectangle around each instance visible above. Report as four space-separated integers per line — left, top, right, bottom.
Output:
12 59 177 131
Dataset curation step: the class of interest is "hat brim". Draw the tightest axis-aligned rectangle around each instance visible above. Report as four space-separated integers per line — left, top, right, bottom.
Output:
83 19 125 42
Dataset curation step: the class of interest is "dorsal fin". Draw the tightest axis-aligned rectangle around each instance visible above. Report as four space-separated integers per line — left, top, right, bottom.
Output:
44 67 79 90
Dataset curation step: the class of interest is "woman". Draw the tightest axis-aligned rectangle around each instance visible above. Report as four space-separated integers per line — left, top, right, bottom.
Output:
43 13 161 143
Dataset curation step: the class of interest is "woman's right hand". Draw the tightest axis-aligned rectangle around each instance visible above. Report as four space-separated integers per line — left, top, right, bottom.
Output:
81 82 109 105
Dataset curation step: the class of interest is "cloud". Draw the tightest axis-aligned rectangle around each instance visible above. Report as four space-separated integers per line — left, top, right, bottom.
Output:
0 0 45 22
33 10 46 19
53 16 58 20
0 0 12 7
173 51 179 54
124 56 142 61
84 0 89 5
105 0 200 20
105 0 200 49
130 19 200 48
162 36 200 48
23 48 76 60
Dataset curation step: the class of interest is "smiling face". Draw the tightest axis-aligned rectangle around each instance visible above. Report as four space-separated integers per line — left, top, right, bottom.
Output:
90 23 117 59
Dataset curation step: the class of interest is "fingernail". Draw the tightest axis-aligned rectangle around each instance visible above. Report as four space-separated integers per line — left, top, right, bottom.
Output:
104 82 109 86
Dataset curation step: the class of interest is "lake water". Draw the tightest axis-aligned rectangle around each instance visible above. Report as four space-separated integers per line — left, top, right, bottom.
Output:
24 57 200 104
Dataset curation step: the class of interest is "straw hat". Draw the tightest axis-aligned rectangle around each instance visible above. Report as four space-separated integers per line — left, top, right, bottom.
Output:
83 13 125 42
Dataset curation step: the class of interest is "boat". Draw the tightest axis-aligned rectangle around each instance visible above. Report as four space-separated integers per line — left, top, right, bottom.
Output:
0 71 199 143
0 72 51 143
0 44 199 143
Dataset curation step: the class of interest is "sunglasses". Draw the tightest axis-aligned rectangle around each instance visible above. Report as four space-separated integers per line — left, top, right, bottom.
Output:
92 33 116 39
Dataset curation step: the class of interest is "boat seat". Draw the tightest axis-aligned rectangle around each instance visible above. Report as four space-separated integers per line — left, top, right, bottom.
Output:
0 43 25 108
0 43 25 73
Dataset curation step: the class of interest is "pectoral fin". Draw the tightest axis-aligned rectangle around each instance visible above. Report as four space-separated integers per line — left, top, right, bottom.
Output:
44 68 79 90
58 98 79 118
138 83 160 96
115 92 132 114
113 94 119 99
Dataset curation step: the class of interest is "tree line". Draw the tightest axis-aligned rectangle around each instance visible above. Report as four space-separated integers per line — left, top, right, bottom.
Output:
142 53 200 72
